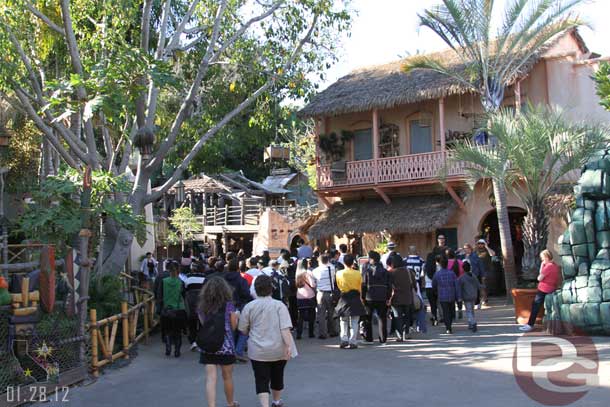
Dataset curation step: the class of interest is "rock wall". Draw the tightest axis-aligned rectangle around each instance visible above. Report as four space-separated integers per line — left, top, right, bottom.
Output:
546 150 610 334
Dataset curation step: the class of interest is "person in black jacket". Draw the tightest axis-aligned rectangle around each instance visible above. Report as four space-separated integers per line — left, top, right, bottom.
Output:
223 259 252 309
424 235 448 326
154 259 172 344
184 262 206 351
361 250 391 343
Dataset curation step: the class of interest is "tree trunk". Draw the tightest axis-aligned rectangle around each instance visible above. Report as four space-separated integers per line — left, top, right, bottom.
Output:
493 178 517 303
521 197 549 281
100 227 134 275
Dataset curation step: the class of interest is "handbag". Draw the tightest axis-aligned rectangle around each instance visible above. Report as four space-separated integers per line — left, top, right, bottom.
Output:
327 266 341 306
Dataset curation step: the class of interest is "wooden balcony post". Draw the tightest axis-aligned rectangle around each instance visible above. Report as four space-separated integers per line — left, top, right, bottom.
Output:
213 206 217 226
224 205 229 225
515 80 522 116
240 200 246 225
315 118 322 188
373 108 380 183
439 98 446 152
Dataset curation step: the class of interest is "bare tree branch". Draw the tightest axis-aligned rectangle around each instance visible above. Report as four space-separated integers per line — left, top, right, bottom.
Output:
140 0 154 52
59 0 100 169
146 12 319 203
118 120 139 175
24 0 66 36
13 88 82 168
145 0 228 168
165 0 203 53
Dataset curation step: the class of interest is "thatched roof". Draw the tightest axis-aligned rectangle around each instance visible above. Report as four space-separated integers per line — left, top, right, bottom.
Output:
300 29 587 118
307 194 458 239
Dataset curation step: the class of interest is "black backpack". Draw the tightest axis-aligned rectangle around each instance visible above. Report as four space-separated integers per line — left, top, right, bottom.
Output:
271 271 292 302
196 305 226 352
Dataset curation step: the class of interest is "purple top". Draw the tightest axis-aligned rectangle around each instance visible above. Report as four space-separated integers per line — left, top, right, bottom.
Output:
198 301 236 355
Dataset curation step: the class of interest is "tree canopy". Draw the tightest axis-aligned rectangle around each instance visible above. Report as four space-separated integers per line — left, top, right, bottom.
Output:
0 0 352 273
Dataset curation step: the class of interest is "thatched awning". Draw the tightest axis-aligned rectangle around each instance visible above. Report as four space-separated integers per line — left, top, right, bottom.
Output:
299 29 587 118
308 195 458 239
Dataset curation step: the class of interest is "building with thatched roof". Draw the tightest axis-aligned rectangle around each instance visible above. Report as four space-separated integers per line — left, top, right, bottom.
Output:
299 29 610 275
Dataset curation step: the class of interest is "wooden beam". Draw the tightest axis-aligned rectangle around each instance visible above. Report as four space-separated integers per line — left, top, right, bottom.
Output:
439 98 446 152
315 191 332 209
446 184 467 211
373 187 391 204
372 109 379 184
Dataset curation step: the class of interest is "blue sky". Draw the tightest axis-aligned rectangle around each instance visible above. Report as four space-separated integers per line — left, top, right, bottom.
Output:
321 0 610 89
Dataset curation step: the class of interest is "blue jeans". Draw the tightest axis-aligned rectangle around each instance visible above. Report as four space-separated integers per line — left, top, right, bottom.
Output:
235 331 248 357
527 290 546 326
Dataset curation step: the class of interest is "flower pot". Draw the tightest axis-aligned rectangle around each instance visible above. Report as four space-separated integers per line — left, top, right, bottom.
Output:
511 288 544 325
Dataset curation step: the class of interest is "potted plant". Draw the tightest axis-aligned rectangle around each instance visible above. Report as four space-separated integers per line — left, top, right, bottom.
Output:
511 281 542 325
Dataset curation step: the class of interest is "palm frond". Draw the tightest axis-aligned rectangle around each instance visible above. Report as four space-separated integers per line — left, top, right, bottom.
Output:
402 55 475 90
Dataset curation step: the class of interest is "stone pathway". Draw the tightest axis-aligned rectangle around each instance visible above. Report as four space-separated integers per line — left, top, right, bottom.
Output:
44 300 610 407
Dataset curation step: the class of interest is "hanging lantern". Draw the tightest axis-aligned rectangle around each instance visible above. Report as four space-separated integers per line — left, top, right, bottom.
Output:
133 126 155 160
175 180 185 203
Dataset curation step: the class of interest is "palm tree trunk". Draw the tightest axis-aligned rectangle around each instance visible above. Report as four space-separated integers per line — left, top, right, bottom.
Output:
521 197 549 281
493 178 517 303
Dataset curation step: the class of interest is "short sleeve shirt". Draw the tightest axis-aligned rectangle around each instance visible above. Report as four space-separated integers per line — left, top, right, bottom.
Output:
238 296 292 361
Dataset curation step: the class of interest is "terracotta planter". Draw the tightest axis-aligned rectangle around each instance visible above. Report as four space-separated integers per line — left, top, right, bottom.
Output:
511 288 544 325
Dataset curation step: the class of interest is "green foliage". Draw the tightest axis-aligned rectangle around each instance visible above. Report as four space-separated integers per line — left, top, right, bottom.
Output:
88 274 123 319
595 62 610 112
16 168 146 254
167 206 202 248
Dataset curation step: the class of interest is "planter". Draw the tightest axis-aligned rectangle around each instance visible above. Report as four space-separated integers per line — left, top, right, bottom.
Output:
511 288 544 325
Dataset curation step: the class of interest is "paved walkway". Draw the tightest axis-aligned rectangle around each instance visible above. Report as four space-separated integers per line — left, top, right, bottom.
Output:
45 300 610 407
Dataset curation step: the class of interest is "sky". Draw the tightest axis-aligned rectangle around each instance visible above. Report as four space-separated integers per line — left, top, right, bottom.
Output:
321 0 610 90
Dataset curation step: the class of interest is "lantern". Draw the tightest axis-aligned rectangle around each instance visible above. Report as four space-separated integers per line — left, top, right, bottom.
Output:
175 180 185 203
264 144 290 161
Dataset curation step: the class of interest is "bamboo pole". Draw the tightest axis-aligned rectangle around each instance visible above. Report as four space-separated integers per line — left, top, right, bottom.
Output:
143 298 150 344
90 309 99 377
109 320 118 354
121 302 129 360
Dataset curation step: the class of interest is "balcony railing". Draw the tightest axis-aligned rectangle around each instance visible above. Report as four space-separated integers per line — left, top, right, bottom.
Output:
200 204 263 227
318 151 467 189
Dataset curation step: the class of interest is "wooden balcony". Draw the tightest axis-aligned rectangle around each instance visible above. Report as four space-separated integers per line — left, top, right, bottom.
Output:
317 151 467 190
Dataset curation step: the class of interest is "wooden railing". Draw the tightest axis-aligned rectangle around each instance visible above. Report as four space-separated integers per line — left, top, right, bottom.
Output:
318 151 466 188
88 292 158 377
200 203 263 227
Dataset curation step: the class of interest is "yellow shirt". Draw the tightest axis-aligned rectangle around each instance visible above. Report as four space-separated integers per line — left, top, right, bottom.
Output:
336 267 362 293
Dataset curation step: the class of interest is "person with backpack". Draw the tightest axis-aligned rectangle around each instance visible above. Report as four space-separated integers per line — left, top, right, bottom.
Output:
271 260 293 305
458 261 481 332
223 259 252 362
446 248 465 319
311 253 339 339
185 262 207 351
197 277 239 407
361 250 391 344
335 254 366 349
280 251 298 325
295 258 316 339
160 262 187 357
239 275 297 407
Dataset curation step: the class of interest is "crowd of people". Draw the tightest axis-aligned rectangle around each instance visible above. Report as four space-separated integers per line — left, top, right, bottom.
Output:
141 235 504 406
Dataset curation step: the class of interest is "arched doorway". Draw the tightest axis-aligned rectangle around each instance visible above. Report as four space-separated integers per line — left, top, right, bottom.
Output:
479 206 527 293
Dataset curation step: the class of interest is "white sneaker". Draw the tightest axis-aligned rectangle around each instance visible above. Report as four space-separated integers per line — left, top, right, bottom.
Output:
190 342 198 351
519 324 533 332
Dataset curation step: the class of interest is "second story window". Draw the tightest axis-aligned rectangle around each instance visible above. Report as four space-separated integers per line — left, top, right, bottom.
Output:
409 119 432 154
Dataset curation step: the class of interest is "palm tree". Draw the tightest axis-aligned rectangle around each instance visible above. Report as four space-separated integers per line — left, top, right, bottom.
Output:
452 105 608 281
404 0 585 297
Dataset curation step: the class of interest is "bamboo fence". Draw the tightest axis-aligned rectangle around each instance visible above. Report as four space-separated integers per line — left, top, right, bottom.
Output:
88 291 158 377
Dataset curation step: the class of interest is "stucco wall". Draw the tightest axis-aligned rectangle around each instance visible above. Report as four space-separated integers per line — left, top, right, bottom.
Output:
253 208 305 257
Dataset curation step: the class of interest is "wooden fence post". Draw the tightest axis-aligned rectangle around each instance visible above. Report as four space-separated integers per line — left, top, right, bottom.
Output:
143 299 150 344
90 309 99 377
121 301 129 359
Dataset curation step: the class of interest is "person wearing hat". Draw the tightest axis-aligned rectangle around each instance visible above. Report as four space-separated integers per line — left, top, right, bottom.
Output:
381 241 398 269
476 238 495 307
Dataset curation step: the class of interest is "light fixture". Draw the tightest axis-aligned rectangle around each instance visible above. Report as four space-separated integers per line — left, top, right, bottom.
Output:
176 180 185 203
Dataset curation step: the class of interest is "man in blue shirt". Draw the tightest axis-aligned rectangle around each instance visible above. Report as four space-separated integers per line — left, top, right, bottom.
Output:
432 256 461 334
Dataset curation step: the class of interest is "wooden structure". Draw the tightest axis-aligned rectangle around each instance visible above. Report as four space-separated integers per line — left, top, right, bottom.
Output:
88 292 158 377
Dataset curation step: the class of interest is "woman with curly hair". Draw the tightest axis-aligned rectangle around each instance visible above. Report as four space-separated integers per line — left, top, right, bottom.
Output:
198 277 239 407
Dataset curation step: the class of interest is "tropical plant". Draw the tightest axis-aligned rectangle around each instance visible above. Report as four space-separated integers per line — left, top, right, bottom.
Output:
167 206 202 250
594 61 610 111
17 168 145 257
451 104 608 281
0 0 352 275
404 0 584 297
